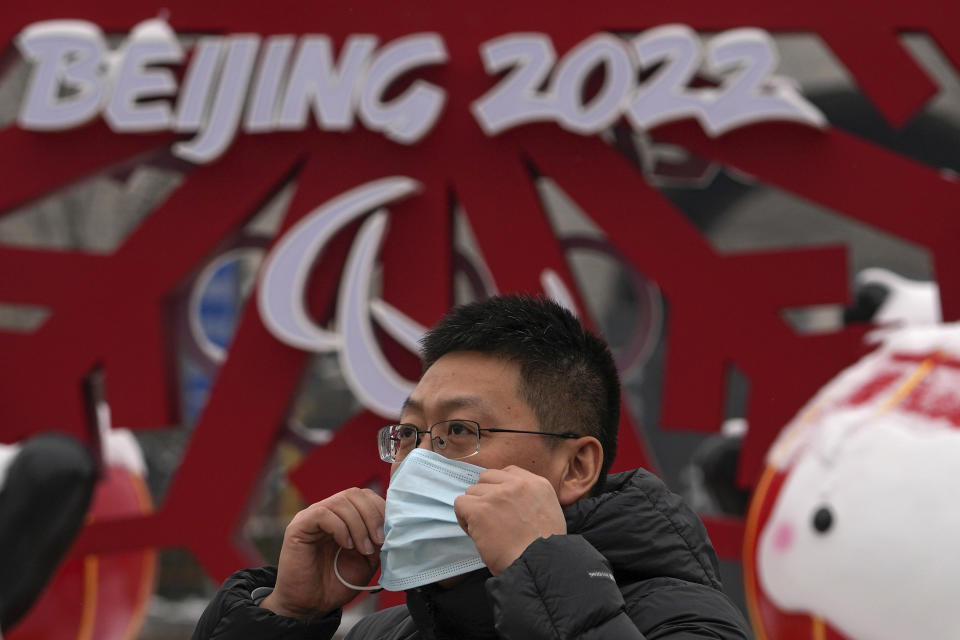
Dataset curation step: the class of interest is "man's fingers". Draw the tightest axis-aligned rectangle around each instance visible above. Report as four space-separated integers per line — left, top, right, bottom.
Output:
349 488 386 545
288 488 385 556
453 494 476 533
476 465 537 484
464 482 494 496
326 493 380 556
468 467 539 496
476 468 512 485
290 505 352 551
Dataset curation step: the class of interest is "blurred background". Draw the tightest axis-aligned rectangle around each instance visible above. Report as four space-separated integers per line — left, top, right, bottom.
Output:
1 4 958 639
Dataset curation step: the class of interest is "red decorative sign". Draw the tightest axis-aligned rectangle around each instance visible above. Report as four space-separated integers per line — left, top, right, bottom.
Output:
1 2 958 631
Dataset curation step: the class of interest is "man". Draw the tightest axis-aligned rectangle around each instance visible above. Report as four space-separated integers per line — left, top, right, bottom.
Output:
193 295 751 639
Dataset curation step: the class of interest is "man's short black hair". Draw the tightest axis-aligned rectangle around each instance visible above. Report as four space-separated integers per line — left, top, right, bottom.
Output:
420 295 620 492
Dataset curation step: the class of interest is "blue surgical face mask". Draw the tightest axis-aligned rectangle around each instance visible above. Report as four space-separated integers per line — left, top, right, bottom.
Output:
380 448 487 590
334 448 486 592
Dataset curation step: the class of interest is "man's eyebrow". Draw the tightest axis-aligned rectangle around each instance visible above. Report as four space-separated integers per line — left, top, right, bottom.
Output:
436 396 488 413
401 396 418 413
398 395 490 416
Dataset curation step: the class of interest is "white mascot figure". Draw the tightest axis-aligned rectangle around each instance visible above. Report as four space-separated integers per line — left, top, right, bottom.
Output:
745 270 957 640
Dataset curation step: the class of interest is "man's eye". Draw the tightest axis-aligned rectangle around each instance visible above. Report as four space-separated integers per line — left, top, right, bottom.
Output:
397 426 417 440
448 421 475 436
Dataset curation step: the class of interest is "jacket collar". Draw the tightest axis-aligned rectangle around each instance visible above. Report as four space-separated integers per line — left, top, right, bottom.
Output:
405 568 498 640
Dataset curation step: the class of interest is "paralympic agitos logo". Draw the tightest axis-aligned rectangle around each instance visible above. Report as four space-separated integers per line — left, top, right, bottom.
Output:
15 17 825 164
256 176 578 419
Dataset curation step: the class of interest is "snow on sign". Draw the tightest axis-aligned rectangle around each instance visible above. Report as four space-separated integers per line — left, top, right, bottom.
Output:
16 18 823 163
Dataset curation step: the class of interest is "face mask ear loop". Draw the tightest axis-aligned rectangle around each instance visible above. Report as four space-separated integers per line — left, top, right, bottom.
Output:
334 546 383 592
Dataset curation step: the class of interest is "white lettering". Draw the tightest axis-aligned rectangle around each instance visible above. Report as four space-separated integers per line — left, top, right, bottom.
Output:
14 20 824 163
15 20 448 162
702 28 826 134
174 37 224 132
277 35 377 131
587 570 615 581
244 35 295 133
174 35 259 163
627 25 712 132
358 33 448 144
16 20 108 130
475 28 825 138
553 34 633 134
471 34 557 135
104 18 183 131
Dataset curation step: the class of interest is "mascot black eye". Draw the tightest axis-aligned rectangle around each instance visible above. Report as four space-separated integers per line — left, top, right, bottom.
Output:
812 506 833 534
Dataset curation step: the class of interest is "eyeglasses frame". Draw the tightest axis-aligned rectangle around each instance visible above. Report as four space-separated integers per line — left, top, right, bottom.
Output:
377 419 580 463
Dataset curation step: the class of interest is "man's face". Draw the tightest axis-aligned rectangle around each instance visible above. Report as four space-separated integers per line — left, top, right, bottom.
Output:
393 350 566 488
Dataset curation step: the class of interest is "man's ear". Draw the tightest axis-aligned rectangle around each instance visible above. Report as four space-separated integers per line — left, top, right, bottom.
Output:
557 436 603 506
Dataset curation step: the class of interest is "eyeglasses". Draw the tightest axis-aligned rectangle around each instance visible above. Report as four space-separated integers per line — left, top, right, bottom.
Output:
377 419 580 463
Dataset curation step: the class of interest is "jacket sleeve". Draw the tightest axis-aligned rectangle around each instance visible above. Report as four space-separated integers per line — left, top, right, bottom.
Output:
486 535 645 640
623 576 753 639
190 566 342 640
486 535 751 640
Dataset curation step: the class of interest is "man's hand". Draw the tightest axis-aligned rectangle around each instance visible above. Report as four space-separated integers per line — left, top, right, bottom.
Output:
454 466 567 575
261 488 385 619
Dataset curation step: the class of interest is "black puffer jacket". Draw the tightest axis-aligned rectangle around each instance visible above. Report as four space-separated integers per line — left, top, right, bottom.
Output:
192 468 752 639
